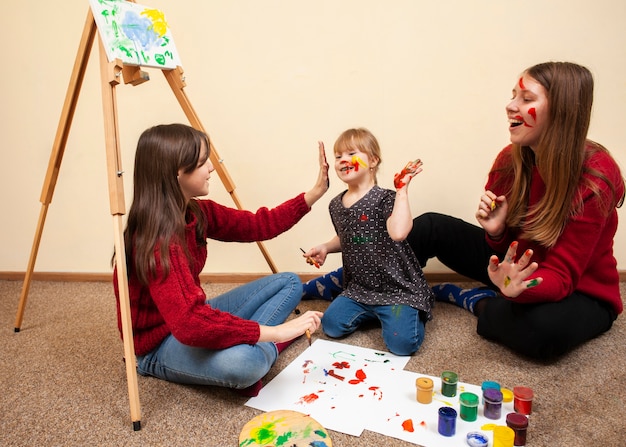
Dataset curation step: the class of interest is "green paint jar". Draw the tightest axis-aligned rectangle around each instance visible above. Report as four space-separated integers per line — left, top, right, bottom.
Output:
459 392 479 422
440 371 458 397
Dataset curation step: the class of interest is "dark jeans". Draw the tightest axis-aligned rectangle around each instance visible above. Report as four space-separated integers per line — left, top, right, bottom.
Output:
408 212 616 360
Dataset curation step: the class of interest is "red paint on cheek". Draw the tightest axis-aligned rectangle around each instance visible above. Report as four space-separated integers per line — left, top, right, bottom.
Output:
528 107 536 121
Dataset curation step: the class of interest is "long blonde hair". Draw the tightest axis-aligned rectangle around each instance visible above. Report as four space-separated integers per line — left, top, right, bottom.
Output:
494 62 624 247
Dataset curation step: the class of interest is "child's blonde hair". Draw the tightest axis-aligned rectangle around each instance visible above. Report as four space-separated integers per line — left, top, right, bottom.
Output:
333 128 382 182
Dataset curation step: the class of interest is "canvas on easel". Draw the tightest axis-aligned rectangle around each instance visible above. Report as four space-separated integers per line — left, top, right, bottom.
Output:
89 0 181 69
14 0 278 432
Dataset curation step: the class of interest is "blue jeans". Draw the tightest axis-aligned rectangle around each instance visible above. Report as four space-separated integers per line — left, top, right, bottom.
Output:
136 272 301 389
321 295 426 356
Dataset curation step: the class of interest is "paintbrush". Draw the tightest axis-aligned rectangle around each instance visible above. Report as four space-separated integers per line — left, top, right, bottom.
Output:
305 329 312 347
300 248 320 268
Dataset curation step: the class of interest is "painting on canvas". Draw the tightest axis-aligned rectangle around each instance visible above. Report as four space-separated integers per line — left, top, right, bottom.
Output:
89 0 181 69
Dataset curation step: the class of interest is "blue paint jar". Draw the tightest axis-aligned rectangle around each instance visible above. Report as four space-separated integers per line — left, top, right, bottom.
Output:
437 406 457 437
466 431 489 447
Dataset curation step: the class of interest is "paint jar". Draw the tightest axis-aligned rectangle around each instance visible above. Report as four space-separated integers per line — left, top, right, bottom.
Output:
466 431 489 447
415 377 433 404
483 388 503 420
506 412 529 446
440 371 458 397
500 387 514 403
459 392 479 422
437 406 457 437
493 425 515 447
513 386 534 415
481 380 500 403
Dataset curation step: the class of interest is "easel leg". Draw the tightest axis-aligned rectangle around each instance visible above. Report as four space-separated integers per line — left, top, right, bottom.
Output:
98 39 142 429
14 206 49 331
163 67 278 272
14 11 97 331
112 215 142 431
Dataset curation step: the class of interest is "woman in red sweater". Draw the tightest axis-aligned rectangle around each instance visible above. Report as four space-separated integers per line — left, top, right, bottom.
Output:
408 61 625 360
113 123 327 396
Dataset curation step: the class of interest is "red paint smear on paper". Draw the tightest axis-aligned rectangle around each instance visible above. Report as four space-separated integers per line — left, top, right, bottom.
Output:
369 386 383 400
332 361 350 369
325 369 345 381
297 392 321 404
387 412 400 422
348 369 367 384
402 419 415 432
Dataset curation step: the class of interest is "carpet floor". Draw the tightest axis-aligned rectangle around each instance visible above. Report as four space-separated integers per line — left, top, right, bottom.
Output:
1 279 625 446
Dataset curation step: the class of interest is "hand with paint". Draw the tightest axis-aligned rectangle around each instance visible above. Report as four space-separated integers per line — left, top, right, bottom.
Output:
488 241 542 298
258 310 324 344
303 141 330 208
393 159 423 190
300 248 320 268
476 189 508 240
302 238 340 269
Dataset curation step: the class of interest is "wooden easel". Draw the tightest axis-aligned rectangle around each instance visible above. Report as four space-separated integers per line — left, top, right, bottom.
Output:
14 6 278 431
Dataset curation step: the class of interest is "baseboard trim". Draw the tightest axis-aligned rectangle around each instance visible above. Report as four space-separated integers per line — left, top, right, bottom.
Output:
2 270 626 283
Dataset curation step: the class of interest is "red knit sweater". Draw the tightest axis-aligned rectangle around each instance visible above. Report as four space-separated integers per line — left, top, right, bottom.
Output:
114 193 311 356
485 144 624 314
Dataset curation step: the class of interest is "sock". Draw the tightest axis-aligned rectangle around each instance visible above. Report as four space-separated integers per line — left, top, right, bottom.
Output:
302 268 344 301
236 380 263 397
432 283 496 314
275 337 299 354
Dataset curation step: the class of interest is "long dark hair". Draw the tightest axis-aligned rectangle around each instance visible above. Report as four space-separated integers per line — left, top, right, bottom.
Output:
113 124 209 284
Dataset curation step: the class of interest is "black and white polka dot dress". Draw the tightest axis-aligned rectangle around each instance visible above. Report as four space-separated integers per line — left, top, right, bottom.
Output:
329 185 434 320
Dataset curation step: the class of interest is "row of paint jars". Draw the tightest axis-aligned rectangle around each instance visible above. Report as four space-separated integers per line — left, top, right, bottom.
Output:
415 374 533 446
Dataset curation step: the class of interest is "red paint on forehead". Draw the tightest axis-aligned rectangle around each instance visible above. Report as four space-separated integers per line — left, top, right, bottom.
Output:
518 77 526 90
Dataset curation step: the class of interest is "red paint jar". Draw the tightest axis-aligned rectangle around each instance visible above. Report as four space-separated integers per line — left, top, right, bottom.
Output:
513 386 534 415
506 412 529 446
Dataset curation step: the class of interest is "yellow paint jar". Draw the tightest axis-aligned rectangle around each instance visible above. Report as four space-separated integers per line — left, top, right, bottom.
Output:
415 377 433 404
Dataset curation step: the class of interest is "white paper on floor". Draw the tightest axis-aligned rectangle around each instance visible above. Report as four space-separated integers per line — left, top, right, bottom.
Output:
246 339 515 446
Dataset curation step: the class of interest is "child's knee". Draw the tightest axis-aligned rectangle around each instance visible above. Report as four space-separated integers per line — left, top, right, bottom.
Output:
321 314 350 338
383 331 422 356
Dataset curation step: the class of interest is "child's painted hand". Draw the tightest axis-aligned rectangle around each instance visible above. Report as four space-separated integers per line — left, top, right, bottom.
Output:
393 159 423 190
300 248 320 268
302 246 328 268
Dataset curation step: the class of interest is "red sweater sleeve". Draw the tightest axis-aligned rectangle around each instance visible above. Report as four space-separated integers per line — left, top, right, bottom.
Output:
198 193 311 242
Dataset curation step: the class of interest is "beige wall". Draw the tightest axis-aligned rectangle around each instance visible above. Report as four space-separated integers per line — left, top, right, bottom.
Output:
1 0 625 276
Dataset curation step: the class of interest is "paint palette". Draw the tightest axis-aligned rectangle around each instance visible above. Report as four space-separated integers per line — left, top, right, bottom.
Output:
239 409 332 447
